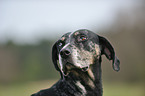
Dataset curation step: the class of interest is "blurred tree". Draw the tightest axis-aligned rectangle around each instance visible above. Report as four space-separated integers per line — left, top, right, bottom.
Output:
100 2 145 83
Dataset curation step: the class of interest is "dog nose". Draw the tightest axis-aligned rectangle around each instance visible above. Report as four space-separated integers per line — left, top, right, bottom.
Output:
60 49 71 58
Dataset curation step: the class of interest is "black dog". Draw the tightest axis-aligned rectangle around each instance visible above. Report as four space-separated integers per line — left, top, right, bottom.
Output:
31 29 120 96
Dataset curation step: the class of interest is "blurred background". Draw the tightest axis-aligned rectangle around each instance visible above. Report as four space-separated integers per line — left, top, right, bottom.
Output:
0 0 145 96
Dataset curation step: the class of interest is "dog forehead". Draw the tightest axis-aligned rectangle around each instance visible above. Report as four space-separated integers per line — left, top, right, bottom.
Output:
72 29 89 36
64 30 89 41
60 32 71 41
60 31 80 42
72 29 99 38
60 29 99 44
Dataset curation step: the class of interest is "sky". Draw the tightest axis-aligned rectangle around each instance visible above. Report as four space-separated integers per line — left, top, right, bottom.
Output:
0 0 136 44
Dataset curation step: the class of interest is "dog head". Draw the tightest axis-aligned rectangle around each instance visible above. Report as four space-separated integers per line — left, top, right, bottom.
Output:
52 29 120 76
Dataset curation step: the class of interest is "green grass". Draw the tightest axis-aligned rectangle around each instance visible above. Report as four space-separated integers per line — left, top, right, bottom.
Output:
0 80 57 96
0 80 144 96
103 82 145 96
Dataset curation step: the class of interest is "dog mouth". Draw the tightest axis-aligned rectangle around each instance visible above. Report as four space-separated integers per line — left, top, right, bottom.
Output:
81 66 89 71
62 62 89 76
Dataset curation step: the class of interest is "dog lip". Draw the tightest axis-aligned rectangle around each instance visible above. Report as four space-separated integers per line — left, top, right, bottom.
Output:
66 62 73 65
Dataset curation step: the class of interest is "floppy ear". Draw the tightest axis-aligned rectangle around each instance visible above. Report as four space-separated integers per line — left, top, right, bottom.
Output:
99 35 120 71
52 42 60 71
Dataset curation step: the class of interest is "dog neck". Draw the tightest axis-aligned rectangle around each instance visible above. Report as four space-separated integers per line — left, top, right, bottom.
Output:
63 58 103 96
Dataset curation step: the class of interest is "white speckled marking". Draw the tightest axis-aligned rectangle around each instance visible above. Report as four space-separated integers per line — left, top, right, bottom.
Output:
59 54 64 75
76 81 87 95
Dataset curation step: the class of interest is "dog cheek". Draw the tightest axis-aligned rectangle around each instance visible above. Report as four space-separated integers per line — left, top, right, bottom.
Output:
81 51 94 66
90 57 94 65
95 44 101 57
71 47 81 64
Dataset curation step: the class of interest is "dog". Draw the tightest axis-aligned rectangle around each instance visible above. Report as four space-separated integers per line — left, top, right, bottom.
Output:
31 29 120 96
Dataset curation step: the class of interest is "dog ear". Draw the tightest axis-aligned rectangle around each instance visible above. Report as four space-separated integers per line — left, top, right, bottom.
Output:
98 35 120 71
52 42 60 71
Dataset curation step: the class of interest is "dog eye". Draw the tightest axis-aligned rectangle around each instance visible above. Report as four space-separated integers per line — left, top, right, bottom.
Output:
58 41 64 47
78 35 87 42
59 42 63 46
59 42 65 47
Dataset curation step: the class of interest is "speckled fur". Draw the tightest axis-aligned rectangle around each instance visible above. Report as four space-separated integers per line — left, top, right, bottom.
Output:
31 29 120 96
